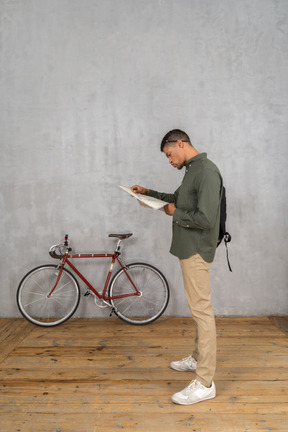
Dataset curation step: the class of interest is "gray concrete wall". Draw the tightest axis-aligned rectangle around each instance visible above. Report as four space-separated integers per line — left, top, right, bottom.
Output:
1 0 287 318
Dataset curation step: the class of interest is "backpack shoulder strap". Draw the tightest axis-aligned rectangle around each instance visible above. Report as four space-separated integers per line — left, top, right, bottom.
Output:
224 232 232 272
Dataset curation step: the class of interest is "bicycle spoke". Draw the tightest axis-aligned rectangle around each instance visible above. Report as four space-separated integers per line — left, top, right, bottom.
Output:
135 295 159 307
53 280 74 294
23 291 47 297
116 296 138 315
111 296 132 307
23 296 46 308
39 297 49 318
31 278 48 293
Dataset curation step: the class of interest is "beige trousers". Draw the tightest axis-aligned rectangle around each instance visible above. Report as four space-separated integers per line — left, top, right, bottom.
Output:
179 254 216 387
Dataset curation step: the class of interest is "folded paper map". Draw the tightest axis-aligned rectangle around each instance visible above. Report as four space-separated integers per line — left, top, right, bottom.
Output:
119 186 167 211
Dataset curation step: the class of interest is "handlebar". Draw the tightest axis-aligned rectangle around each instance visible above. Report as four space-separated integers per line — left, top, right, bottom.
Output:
49 234 72 259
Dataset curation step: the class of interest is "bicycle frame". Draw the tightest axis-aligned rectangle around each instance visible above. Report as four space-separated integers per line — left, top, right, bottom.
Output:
48 247 141 301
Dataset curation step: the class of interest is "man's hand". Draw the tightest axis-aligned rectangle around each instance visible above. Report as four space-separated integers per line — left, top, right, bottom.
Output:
164 203 176 216
131 185 149 196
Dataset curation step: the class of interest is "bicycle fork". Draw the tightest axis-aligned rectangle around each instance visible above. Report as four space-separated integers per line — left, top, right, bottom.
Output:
47 262 66 297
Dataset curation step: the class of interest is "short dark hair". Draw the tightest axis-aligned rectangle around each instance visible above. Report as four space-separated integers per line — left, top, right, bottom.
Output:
160 129 191 152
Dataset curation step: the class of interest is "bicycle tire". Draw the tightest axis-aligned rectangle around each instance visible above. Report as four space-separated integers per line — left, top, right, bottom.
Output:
17 264 80 327
108 263 169 325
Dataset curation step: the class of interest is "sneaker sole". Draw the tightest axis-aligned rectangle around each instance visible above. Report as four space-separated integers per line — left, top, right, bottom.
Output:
170 364 196 372
171 392 216 405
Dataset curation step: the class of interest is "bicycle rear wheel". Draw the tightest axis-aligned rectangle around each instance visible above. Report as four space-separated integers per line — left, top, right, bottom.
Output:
17 265 80 327
108 263 169 325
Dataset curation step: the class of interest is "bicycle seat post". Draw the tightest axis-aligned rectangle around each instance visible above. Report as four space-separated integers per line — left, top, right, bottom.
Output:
108 233 132 255
115 239 122 255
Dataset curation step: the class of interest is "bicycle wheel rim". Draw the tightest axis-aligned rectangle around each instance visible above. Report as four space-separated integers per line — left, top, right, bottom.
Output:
17 265 80 327
109 263 169 325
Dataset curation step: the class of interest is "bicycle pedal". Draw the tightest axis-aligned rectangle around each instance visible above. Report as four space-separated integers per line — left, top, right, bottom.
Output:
84 290 91 297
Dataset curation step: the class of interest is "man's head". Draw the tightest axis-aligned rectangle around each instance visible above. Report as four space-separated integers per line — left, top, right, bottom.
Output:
160 129 191 152
160 129 197 170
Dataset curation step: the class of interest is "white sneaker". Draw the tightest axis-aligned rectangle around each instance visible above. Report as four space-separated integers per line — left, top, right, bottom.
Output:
171 379 216 405
170 355 197 372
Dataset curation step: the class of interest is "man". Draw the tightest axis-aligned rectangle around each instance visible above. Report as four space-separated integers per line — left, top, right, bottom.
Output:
132 129 222 405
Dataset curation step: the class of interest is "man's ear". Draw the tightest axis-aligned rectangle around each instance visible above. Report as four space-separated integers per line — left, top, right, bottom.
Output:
177 139 184 148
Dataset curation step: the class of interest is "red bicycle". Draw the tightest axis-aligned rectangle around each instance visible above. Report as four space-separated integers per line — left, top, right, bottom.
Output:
17 233 169 327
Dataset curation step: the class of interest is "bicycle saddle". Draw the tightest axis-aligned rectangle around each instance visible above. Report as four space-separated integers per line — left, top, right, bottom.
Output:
108 233 133 240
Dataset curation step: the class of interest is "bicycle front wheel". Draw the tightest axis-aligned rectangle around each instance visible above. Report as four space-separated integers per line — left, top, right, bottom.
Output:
17 265 80 327
108 263 169 325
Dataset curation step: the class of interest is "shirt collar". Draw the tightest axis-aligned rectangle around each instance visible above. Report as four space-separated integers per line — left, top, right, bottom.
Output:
185 153 207 168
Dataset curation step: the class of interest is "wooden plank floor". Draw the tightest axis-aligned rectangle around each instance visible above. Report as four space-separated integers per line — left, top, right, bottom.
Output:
0 317 287 432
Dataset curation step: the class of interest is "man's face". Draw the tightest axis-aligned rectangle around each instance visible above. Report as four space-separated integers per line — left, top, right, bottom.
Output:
163 142 185 170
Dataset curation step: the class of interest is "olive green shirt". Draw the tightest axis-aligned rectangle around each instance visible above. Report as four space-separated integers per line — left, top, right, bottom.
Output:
149 153 222 263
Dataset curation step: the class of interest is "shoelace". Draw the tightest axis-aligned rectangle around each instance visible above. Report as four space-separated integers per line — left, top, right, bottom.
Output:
187 379 198 390
183 355 197 367
182 355 192 362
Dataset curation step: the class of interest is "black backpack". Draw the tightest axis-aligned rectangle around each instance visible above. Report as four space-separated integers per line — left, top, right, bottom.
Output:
217 186 232 271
